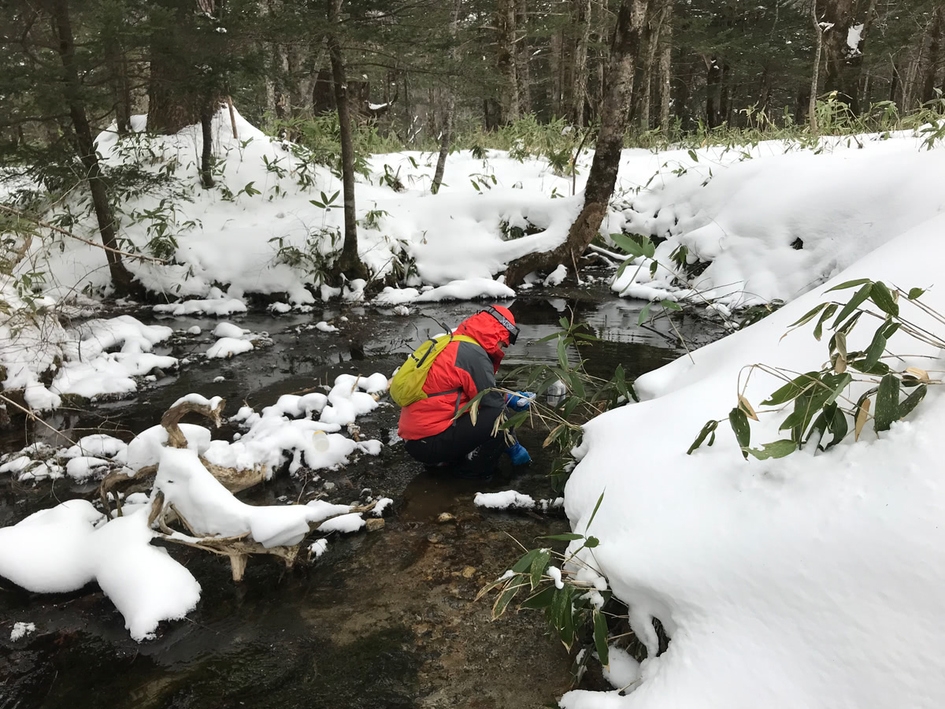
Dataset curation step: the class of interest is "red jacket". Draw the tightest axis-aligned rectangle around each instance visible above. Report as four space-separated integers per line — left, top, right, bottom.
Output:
398 306 515 440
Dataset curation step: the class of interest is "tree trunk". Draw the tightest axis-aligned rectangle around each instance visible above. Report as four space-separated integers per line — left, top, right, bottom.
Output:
706 56 721 128
514 0 531 115
199 103 214 188
147 0 195 134
819 0 857 110
263 0 291 123
920 7 945 103
639 0 665 131
104 35 132 135
432 0 462 195
496 0 520 123
809 0 823 132
570 0 591 126
505 0 646 286
658 0 673 137
551 28 565 119
327 0 367 281
51 0 139 297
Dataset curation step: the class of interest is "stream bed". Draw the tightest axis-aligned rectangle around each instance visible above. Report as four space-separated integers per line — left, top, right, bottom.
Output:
0 286 725 709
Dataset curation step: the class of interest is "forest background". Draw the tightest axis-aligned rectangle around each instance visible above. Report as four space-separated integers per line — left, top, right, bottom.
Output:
1 0 943 296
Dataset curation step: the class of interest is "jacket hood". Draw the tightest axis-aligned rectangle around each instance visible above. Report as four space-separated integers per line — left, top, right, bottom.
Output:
455 305 516 371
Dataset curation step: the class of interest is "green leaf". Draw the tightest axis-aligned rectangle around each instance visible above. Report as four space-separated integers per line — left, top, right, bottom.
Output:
687 419 719 454
661 299 682 311
556 337 569 370
530 549 551 590
540 533 585 542
899 384 927 419
826 278 872 292
593 611 610 667
585 491 605 532
637 302 653 326
907 287 925 300
869 281 899 317
520 585 556 610
831 284 873 330
583 536 600 548
873 373 900 432
550 586 572 636
821 372 853 407
746 440 797 460
813 304 838 341
728 407 751 459
493 584 520 618
561 589 576 646
688 149 699 162
822 402 848 450
761 371 820 406
863 325 888 369
883 321 901 339
512 548 543 574
848 359 890 376
614 257 634 281
787 302 827 329
610 233 647 258
563 397 580 418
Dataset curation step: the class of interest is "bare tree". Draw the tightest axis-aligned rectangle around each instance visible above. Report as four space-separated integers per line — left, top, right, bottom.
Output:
432 0 463 195
658 0 674 136
496 0 520 123
570 0 592 126
327 0 367 280
810 0 824 132
505 0 648 286
50 0 140 297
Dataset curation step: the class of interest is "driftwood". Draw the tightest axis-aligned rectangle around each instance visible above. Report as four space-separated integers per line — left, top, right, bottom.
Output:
150 490 377 582
100 397 266 515
103 397 375 582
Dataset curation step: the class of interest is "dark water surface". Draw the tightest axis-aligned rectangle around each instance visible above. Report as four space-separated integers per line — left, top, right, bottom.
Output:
0 286 724 709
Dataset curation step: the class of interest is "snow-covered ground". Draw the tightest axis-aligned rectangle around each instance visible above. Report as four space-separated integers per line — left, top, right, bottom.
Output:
4 108 941 412
561 195 945 704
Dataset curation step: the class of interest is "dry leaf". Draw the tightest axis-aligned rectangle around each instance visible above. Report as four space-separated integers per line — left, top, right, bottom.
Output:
738 394 759 421
854 398 871 441
904 367 930 383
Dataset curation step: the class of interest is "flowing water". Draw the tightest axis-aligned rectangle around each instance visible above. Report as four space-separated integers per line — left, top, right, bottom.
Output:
0 284 724 709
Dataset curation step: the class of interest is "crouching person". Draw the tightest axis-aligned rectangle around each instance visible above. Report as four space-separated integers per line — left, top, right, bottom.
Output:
396 305 531 478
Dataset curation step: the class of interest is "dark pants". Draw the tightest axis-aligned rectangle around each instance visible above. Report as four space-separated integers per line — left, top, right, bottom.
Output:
404 407 507 477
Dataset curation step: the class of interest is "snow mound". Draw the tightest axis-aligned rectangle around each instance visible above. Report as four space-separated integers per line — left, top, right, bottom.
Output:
563 211 945 708
614 138 945 308
0 500 200 641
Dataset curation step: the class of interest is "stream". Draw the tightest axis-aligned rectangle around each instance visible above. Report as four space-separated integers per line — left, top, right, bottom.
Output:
0 284 725 709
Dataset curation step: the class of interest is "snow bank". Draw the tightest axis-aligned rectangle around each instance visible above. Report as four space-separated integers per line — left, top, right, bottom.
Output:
562 211 945 708
614 133 945 307
0 313 175 410
209 373 386 475
35 106 591 305
0 500 200 641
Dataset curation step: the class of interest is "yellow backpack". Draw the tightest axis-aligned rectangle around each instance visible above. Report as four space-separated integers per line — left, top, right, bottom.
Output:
390 334 481 407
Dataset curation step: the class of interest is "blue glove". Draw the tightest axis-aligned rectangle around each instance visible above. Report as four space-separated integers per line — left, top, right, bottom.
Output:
506 441 531 466
506 391 534 411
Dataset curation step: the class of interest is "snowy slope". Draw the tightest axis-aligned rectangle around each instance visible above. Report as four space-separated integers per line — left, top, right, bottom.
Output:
562 211 945 708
